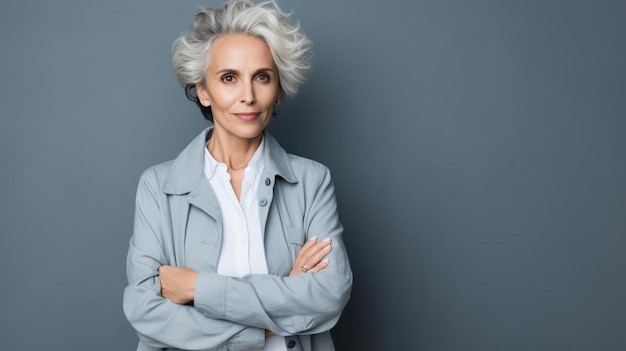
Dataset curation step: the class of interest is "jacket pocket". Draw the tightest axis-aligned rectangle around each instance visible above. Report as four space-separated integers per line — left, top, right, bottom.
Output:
184 207 220 272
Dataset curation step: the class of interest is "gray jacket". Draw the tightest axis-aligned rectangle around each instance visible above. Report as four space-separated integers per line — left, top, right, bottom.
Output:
123 128 353 351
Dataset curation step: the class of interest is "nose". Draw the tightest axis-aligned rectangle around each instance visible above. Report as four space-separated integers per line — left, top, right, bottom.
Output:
240 81 255 105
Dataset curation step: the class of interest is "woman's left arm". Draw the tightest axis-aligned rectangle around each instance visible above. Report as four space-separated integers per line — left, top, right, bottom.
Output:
195 167 352 336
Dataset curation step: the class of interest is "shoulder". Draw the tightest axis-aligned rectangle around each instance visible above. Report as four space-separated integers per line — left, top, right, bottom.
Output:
263 132 332 186
287 154 330 176
285 153 333 189
137 160 175 191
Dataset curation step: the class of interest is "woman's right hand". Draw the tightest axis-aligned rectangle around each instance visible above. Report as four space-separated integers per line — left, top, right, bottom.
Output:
289 236 332 276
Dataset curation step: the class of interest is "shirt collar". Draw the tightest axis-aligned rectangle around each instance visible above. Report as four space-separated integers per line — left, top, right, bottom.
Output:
203 136 265 181
163 127 296 195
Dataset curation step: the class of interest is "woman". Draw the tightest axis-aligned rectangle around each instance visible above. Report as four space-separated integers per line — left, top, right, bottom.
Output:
123 1 352 350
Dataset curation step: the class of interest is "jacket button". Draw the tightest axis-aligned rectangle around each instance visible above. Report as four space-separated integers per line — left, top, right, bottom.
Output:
264 177 271 186
259 198 268 207
287 340 296 348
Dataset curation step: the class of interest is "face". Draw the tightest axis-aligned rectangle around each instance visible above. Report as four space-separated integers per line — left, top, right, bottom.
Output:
196 34 281 144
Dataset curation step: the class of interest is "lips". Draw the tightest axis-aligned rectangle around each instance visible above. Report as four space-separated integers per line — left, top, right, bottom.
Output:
233 112 261 121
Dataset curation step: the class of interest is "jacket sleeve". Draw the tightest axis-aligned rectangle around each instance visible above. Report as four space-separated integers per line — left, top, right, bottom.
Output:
193 166 353 336
123 168 265 351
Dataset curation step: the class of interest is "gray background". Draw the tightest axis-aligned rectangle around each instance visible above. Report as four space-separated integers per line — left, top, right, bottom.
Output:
1 0 624 350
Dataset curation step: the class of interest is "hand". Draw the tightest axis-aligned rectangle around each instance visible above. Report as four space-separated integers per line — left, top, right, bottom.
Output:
289 236 332 276
158 265 199 304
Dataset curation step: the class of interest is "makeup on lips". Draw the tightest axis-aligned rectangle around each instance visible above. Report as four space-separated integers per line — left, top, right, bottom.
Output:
233 112 261 121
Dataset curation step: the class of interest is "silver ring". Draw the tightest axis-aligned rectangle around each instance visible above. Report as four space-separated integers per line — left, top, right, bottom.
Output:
301 265 309 273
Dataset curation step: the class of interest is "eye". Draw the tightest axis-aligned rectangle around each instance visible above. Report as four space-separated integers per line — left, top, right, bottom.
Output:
256 73 271 82
221 74 236 83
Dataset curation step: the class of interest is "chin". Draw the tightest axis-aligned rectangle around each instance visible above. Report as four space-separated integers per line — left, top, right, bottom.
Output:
235 127 265 140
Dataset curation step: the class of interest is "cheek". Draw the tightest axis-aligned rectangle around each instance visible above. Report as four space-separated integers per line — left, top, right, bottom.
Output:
209 89 238 108
260 86 281 104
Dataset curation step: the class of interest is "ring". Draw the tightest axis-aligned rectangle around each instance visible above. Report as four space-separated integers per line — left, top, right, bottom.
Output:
301 265 309 273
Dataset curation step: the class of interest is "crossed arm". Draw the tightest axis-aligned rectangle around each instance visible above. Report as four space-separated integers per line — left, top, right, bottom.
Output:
159 236 332 304
158 237 332 338
124 167 352 350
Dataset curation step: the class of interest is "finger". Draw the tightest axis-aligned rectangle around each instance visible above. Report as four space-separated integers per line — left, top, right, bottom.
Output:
292 237 331 275
301 236 318 251
295 237 325 263
302 238 331 262
304 243 332 269
311 259 330 273
312 238 331 253
299 244 331 274
301 238 331 258
294 237 318 262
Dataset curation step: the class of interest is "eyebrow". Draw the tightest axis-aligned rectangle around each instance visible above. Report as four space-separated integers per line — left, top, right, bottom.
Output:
215 67 276 75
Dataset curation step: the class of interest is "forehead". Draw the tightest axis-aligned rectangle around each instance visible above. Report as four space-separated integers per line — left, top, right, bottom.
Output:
208 34 276 70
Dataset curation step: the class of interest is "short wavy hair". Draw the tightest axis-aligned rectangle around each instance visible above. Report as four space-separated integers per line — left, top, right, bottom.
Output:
172 0 313 120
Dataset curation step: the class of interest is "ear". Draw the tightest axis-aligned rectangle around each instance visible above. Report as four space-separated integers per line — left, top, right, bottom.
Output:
196 83 211 107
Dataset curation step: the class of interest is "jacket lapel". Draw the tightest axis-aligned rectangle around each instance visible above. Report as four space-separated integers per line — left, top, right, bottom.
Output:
159 127 300 251
187 179 222 222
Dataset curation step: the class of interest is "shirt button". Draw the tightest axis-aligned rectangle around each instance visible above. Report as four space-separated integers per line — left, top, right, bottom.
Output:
264 177 271 186
287 340 296 348
259 198 268 207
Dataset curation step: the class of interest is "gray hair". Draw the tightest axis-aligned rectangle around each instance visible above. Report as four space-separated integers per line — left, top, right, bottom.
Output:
173 0 313 114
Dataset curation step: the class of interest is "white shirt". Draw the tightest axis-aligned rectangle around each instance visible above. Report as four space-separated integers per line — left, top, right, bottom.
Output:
204 138 286 351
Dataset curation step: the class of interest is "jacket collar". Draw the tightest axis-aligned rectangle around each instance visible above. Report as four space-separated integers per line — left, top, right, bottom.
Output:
162 127 297 195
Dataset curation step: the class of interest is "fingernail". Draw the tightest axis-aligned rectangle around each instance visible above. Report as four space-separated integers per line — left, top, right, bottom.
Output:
322 237 331 242
322 259 329 263
308 236 317 241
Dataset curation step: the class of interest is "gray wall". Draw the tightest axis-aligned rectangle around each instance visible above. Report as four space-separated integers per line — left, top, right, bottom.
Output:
1 0 624 350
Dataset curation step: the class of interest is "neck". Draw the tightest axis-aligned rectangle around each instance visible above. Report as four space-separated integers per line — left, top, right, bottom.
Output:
207 130 262 172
